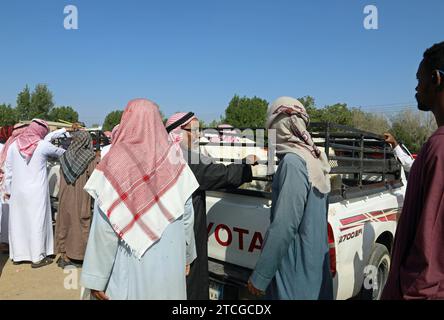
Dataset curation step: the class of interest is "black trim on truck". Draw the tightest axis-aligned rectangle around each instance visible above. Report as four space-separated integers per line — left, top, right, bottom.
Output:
208 258 253 300
219 177 404 204
209 258 251 287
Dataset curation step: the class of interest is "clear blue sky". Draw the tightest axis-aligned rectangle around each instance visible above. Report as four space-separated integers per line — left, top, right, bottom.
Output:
1 0 443 125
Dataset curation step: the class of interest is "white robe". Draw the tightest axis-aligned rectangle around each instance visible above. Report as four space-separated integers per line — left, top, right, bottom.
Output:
44 128 70 142
81 200 196 300
80 145 197 299
4 140 65 263
0 143 8 244
394 144 415 173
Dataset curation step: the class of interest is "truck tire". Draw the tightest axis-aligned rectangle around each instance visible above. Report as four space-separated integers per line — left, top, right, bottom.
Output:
359 243 391 300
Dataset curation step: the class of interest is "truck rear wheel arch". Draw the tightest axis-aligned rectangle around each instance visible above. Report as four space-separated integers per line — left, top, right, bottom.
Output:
375 231 394 254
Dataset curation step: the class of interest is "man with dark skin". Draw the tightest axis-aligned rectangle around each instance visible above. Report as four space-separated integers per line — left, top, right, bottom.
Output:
382 42 444 299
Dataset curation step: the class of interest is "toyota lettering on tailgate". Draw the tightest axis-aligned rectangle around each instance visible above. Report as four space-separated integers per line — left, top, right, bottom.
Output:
207 223 264 252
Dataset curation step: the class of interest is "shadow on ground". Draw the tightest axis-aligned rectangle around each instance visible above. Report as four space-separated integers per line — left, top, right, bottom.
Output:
0 252 9 278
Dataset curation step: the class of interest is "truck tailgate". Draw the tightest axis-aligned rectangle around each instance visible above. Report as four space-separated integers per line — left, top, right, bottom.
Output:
206 191 271 270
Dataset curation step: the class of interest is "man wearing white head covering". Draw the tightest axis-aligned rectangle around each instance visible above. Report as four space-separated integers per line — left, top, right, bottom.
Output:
247 97 333 300
4 119 66 268
0 123 28 253
0 142 6 253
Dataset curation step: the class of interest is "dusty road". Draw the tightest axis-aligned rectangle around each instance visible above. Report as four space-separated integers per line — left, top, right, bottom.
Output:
0 252 81 300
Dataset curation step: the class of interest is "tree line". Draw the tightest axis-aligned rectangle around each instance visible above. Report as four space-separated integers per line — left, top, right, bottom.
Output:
0 84 79 126
0 86 436 153
213 95 436 153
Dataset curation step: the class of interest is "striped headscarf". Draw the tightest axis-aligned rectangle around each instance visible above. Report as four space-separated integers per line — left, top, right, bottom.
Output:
84 99 199 258
60 131 95 185
165 112 197 143
16 119 49 161
0 123 29 186
267 97 331 194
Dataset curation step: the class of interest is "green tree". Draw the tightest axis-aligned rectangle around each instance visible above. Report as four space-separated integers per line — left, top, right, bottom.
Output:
103 110 124 131
296 97 353 126
48 106 79 123
350 108 390 134
16 84 54 120
30 84 54 119
16 85 31 121
0 104 18 127
297 96 316 114
316 103 353 125
224 95 269 128
390 109 436 153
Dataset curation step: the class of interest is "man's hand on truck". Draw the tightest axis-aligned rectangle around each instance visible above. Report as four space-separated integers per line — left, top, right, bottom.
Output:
245 155 260 166
384 133 398 148
247 278 265 297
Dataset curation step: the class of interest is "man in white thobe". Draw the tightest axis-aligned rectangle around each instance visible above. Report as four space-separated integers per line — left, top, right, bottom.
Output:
44 127 71 143
0 142 8 253
4 120 65 268
384 133 415 173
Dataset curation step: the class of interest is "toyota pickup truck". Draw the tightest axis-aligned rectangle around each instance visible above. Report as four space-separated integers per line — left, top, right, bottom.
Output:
201 123 406 300
47 124 406 300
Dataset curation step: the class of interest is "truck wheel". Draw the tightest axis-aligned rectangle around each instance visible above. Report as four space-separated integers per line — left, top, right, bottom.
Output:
359 243 390 300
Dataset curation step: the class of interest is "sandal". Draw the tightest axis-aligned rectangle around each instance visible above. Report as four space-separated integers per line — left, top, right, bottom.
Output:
56 256 64 267
58 258 82 269
12 260 31 265
31 257 53 269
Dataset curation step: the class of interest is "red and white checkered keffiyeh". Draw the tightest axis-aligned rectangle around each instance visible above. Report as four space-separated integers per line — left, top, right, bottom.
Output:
165 112 198 143
0 123 28 188
84 99 199 258
16 119 49 161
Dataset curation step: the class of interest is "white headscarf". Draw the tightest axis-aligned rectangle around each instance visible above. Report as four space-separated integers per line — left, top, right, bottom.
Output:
267 97 331 194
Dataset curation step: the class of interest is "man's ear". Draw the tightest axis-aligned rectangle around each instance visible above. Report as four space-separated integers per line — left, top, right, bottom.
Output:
433 70 443 89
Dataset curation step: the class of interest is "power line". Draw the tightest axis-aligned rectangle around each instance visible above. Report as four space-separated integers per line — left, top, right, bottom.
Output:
357 101 416 108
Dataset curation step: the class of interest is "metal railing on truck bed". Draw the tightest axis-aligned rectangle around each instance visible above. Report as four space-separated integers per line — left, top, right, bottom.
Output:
199 123 403 203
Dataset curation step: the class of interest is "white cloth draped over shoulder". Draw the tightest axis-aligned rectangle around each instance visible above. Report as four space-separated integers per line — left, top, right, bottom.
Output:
84 99 199 259
81 99 198 299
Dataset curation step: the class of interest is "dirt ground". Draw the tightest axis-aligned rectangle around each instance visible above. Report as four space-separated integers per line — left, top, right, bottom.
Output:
0 252 81 300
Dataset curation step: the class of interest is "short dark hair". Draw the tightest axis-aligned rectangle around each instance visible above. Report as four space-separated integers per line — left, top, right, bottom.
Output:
423 41 444 71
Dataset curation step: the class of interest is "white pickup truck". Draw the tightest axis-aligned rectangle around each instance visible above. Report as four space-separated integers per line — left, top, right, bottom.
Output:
201 123 407 300
47 125 407 300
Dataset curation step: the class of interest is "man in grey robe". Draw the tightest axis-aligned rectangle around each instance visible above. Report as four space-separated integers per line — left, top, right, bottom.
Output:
248 96 333 300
